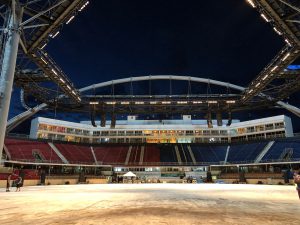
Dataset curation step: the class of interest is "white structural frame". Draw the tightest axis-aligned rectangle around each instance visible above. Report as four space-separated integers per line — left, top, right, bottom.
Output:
6 75 300 134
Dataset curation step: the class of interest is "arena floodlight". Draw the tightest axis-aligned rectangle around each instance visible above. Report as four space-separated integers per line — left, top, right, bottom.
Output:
41 58 47 64
246 0 256 8
260 13 270 22
59 78 65 83
273 27 282 35
40 43 47 49
89 102 99 105
52 31 60 38
271 66 278 72
262 75 268 80
66 16 75 24
51 69 58 75
285 39 292 46
282 53 290 61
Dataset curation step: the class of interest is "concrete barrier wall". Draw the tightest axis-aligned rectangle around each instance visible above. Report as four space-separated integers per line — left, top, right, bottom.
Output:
220 178 295 185
0 178 108 188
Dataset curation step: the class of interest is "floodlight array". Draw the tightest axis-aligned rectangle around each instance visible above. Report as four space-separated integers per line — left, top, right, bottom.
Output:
31 50 81 102
241 0 300 102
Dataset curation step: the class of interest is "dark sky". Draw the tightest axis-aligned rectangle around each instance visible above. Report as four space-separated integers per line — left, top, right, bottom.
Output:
9 0 300 132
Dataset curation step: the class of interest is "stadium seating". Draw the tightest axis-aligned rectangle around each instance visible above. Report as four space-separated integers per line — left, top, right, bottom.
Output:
160 145 178 164
143 146 160 164
262 140 300 162
93 146 128 164
54 144 94 164
5 138 62 163
227 142 268 163
191 145 227 163
4 137 300 166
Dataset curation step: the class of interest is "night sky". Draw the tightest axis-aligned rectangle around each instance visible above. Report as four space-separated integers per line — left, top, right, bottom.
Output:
9 0 300 133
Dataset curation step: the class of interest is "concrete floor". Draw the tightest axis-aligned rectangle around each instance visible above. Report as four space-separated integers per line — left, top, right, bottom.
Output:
0 184 300 225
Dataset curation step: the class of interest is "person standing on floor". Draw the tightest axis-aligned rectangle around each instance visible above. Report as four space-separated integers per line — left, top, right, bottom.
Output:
293 171 300 199
6 173 12 192
15 176 22 192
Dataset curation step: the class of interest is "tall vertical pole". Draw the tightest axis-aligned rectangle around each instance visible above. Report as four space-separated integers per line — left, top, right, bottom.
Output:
0 0 22 164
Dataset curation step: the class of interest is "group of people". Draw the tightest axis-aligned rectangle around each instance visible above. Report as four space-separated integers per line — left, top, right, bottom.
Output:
6 173 23 192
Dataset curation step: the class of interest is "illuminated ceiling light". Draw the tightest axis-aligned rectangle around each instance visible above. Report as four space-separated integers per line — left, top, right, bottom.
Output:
135 101 144 104
177 101 188 104
40 43 47 49
192 101 202 104
77 97 81 101
106 102 116 105
41 57 47 64
282 53 290 61
79 1 89 11
260 13 270 22
89 102 99 105
51 69 58 75
121 101 130 105
248 89 253 93
246 0 256 8
270 65 278 72
66 16 75 24
72 90 76 95
52 31 60 38
285 39 292 47
207 100 218 104
59 78 65 83
150 101 157 104
273 27 282 35
162 101 171 104
262 74 268 80
67 85 71 90
226 100 236 104
255 82 261 87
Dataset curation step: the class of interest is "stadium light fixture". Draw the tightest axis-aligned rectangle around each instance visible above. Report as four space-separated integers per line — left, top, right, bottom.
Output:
192 101 202 104
246 0 256 8
273 27 282 35
177 101 188 104
89 102 99 105
59 78 65 83
226 100 236 104
40 43 47 49
41 57 47 64
121 101 130 105
72 90 76 95
262 74 268 80
67 85 71 90
162 101 171 104
150 101 157 104
249 89 253 93
282 53 290 61
285 39 292 46
255 82 261 87
106 102 116 105
66 16 75 24
260 13 270 22
52 31 60 38
79 1 89 12
135 101 144 104
207 100 218 104
51 69 58 75
271 65 278 72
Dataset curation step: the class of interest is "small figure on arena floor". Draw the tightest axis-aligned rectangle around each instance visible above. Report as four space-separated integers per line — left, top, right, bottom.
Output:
6 173 12 192
15 176 23 192
293 171 300 199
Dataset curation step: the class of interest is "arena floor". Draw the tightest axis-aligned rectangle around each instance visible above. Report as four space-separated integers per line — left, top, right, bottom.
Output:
0 183 300 225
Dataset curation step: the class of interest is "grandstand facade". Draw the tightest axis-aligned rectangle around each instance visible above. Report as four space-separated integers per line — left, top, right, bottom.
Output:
29 115 293 144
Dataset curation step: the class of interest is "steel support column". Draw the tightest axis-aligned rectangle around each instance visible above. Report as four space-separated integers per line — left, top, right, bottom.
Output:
0 1 22 163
